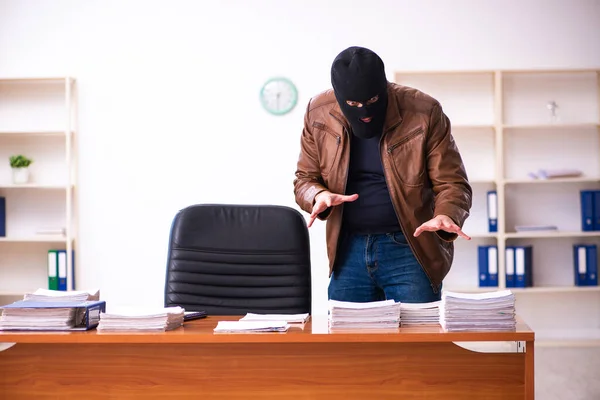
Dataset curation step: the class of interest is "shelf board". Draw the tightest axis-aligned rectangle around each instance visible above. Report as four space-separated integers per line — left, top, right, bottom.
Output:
0 77 74 83
501 68 600 74
511 286 600 293
503 177 600 184
505 231 600 239
0 183 73 190
0 130 71 137
444 286 600 294
452 124 495 130
536 328 600 348
0 235 68 243
502 123 600 129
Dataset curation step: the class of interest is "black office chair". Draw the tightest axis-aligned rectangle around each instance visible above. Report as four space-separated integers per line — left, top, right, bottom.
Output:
164 204 312 315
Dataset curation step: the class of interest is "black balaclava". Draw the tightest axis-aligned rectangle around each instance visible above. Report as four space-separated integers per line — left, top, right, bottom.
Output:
331 46 389 139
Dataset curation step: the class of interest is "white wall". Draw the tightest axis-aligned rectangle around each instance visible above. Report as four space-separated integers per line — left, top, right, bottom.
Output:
1 0 599 315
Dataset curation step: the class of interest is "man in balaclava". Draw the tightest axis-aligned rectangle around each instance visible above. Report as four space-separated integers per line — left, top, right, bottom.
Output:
330 46 389 140
293 46 472 305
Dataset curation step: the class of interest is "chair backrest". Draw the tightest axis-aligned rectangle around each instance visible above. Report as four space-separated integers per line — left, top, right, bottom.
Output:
164 204 312 315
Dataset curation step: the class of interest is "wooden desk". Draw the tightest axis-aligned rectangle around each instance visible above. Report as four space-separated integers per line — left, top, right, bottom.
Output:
0 316 534 399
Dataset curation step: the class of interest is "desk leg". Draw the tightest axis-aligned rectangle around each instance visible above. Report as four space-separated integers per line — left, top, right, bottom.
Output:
525 340 535 400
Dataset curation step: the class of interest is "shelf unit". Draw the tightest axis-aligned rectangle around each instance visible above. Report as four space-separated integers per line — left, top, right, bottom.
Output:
0 77 77 304
394 68 600 347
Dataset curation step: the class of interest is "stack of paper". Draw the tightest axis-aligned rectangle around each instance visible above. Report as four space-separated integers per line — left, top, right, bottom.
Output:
440 290 516 332
97 306 185 332
23 288 100 302
239 313 310 324
328 299 401 330
0 304 77 330
0 300 105 331
213 320 290 333
400 301 440 326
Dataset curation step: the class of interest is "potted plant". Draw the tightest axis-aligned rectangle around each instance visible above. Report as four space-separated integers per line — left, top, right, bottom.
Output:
9 155 33 184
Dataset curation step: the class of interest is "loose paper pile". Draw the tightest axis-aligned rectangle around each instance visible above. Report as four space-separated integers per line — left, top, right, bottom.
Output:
328 299 401 330
440 290 516 332
400 301 440 326
213 313 309 333
214 320 290 333
97 306 185 332
23 288 100 302
528 168 582 180
239 313 309 324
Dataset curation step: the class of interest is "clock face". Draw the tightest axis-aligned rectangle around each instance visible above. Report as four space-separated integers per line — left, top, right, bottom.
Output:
260 77 298 115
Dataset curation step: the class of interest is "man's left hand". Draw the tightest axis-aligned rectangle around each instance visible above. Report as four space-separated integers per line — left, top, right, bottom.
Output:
413 215 471 240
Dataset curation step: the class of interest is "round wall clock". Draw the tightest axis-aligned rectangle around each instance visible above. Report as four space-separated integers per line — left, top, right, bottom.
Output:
259 77 298 116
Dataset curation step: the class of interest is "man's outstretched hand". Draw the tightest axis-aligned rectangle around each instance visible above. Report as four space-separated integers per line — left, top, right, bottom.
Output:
413 214 471 240
308 191 358 228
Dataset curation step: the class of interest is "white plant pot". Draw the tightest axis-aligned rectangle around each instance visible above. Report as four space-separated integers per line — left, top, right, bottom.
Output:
12 167 30 184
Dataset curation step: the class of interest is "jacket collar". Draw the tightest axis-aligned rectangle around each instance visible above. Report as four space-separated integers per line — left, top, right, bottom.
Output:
328 82 403 135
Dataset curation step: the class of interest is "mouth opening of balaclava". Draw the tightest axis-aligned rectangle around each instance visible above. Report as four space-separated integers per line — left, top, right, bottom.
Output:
331 46 389 139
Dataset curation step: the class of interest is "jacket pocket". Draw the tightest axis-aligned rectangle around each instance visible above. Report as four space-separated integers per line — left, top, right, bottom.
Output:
387 128 425 187
313 121 342 177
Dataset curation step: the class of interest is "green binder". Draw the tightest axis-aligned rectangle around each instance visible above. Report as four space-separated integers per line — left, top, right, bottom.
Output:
48 250 58 290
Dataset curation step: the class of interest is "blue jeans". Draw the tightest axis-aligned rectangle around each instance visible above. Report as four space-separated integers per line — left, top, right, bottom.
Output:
328 231 441 303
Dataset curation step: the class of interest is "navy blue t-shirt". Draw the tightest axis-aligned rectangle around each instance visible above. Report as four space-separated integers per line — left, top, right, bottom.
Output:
342 133 401 234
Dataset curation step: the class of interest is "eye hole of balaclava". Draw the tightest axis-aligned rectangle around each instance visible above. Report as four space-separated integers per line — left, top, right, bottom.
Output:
331 47 388 139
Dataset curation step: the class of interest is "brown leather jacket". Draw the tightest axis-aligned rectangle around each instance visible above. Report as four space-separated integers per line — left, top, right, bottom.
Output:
293 82 472 292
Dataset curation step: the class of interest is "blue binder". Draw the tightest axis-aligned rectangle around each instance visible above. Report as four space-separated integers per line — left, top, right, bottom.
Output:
505 246 516 288
594 190 600 231
486 191 498 233
588 245 598 286
574 244 598 286
580 190 595 231
514 246 533 288
0 197 5 237
478 245 498 287
53 249 76 291
0 300 105 331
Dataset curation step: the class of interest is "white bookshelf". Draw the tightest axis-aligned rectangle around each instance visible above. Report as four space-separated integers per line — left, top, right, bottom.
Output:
0 77 77 303
395 68 600 347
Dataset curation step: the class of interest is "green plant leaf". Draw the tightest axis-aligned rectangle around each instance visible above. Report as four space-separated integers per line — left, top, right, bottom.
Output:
9 154 33 168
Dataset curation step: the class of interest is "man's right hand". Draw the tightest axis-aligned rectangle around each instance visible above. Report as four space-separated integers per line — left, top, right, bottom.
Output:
308 191 359 228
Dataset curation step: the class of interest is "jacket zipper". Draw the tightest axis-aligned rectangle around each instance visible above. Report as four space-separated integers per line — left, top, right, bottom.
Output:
339 126 350 228
329 127 349 277
379 128 439 294
313 121 340 141
325 113 351 224
386 128 424 155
